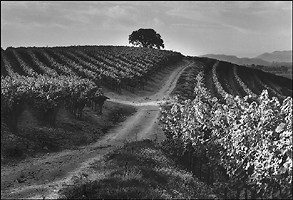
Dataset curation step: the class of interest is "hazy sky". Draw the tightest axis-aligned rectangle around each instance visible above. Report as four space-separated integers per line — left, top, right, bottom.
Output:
1 1 292 57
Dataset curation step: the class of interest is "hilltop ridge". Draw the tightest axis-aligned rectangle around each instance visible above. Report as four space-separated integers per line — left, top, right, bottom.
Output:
201 50 292 66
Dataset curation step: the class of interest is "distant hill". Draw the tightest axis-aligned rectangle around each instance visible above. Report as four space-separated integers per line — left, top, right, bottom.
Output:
256 50 292 63
201 50 292 66
199 54 270 66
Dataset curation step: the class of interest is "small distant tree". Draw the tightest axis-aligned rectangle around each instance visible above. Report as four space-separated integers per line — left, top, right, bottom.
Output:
129 28 164 49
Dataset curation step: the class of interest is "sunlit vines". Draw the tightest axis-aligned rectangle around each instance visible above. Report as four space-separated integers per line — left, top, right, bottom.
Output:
27 49 58 77
233 65 257 98
12 49 38 77
1 50 17 78
160 71 292 199
212 61 234 103
40 49 77 77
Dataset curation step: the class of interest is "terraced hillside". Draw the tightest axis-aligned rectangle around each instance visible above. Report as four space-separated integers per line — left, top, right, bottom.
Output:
172 56 292 101
160 56 292 199
1 46 183 131
0 46 190 199
1 46 183 91
1 45 292 199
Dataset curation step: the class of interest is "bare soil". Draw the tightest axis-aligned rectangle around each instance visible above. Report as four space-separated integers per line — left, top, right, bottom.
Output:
1 58 195 199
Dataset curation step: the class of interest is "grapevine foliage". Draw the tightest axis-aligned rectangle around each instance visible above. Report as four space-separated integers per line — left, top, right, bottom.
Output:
1 45 183 129
1 75 101 128
160 71 292 199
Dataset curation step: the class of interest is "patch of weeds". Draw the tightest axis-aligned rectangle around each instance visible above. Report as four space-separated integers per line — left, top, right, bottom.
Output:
101 125 112 133
58 174 91 199
108 108 127 123
110 167 143 181
140 167 168 185
60 122 83 131
105 149 142 166
59 176 160 199
58 139 216 199
2 145 24 159
73 135 88 146
107 105 136 124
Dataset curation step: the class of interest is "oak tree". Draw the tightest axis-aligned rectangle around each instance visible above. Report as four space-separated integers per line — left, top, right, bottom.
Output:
129 28 164 49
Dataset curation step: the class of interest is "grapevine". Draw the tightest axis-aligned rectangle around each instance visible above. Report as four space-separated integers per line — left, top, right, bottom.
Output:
160 68 292 199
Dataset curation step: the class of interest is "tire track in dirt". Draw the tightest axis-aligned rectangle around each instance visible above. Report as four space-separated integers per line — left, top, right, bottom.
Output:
1 59 195 199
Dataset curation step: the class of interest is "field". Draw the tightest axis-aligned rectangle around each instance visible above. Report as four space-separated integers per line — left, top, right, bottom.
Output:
1 46 292 199
276 73 292 79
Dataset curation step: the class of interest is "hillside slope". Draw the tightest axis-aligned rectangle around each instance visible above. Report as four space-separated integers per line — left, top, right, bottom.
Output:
256 50 292 63
201 50 292 66
1 59 196 199
1 47 292 199
200 54 270 66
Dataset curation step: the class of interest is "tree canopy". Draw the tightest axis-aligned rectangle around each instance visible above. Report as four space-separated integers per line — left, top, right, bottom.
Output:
129 28 164 49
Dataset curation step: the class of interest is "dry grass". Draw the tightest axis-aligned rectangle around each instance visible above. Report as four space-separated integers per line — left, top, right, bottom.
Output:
58 139 217 199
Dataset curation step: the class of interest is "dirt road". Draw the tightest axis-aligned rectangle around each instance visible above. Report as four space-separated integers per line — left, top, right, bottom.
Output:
1 59 194 199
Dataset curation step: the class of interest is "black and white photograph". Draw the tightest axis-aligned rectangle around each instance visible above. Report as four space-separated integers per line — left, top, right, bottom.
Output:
1 1 292 199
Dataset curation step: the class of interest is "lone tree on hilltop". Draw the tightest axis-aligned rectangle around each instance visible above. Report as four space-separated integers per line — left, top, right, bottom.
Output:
129 28 164 49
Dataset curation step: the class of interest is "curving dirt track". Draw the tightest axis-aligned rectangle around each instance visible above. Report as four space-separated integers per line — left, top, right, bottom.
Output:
1 59 195 199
